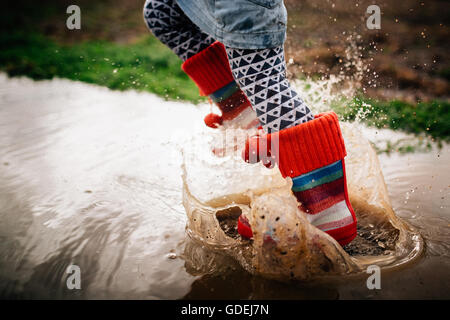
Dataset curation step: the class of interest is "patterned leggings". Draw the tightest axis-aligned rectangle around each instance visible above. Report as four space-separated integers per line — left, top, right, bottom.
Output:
143 0 313 132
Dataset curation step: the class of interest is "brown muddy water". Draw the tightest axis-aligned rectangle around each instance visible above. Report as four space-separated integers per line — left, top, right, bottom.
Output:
0 74 448 299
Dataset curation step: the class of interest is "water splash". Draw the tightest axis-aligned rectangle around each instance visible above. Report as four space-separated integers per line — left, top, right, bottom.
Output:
181 123 424 281
291 34 366 113
180 33 424 281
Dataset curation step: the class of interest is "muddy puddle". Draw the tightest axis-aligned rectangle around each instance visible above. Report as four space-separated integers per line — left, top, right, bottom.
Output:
0 74 448 299
182 122 423 280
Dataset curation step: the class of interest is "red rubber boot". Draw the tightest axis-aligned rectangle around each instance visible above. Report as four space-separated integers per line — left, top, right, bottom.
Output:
239 112 357 246
182 41 259 129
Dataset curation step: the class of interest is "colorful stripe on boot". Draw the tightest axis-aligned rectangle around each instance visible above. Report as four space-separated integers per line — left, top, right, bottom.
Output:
209 81 240 103
292 159 356 243
239 112 357 246
209 81 251 121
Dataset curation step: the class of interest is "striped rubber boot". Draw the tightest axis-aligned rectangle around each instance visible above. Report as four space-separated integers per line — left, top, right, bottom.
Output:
182 41 259 129
239 112 357 246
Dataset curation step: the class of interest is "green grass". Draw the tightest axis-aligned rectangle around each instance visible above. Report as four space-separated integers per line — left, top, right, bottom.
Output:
332 97 450 143
0 31 449 145
0 32 203 102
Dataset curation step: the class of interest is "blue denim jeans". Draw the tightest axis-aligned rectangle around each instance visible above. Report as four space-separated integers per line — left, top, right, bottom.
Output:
175 0 287 49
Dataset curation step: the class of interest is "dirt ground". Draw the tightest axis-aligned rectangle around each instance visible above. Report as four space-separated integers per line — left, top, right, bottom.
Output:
9 0 450 102
284 0 450 103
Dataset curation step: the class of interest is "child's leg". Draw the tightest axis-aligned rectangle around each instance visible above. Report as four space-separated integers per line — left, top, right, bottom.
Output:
225 46 314 133
144 0 258 129
143 0 215 61
228 47 357 246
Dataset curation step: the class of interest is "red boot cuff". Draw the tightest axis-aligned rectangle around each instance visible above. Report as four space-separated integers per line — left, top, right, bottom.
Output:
272 112 347 178
181 41 235 96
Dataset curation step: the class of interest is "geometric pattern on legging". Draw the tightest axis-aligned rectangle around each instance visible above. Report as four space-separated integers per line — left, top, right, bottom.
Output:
225 46 314 133
143 0 215 61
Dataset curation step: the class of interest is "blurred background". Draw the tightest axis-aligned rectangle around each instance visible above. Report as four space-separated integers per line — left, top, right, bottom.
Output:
1 0 449 145
0 0 449 300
